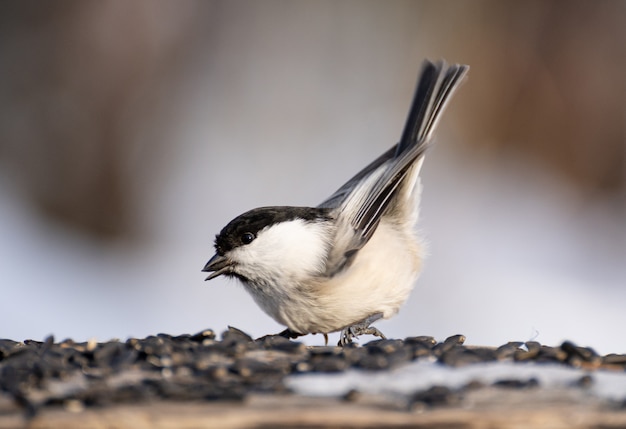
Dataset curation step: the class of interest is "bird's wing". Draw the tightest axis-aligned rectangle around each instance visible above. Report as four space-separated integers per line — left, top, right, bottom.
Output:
319 60 469 275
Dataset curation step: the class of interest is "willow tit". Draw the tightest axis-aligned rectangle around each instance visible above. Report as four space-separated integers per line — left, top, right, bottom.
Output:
203 60 468 345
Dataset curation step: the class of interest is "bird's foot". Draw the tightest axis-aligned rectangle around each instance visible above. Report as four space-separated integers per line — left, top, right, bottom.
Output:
338 313 386 346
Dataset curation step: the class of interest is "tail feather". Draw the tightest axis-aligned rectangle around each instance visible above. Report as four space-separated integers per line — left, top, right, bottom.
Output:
318 60 469 276
353 61 469 242
396 60 441 157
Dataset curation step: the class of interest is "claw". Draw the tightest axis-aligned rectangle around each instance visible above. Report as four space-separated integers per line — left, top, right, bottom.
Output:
338 313 386 346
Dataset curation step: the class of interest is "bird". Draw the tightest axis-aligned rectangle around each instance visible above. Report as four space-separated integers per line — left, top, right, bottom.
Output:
203 60 469 346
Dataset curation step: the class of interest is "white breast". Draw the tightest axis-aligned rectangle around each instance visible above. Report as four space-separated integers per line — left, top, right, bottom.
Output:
274 219 424 334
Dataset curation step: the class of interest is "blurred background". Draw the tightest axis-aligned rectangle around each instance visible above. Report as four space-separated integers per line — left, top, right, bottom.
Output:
0 1 624 353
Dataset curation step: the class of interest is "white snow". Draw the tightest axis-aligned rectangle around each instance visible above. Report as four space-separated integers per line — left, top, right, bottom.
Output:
286 359 626 401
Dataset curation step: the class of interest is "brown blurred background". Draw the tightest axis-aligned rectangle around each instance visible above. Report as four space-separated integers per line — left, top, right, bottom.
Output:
1 1 623 240
0 1 624 349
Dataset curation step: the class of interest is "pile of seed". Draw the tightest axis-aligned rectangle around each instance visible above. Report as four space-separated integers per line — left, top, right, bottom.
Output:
1 327 625 416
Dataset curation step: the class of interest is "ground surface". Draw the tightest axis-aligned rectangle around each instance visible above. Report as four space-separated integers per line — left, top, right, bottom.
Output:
1 328 626 428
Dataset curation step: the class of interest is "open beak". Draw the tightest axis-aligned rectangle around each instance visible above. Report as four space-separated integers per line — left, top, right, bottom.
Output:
202 253 232 281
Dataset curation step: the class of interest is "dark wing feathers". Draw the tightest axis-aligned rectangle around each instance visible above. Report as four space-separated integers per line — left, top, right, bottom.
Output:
354 62 469 241
317 145 396 210
319 60 468 272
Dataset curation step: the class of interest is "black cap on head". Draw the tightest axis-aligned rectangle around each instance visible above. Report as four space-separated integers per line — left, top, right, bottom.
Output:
213 206 332 255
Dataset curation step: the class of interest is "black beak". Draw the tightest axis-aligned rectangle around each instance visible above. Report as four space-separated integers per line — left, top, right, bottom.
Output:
202 254 232 281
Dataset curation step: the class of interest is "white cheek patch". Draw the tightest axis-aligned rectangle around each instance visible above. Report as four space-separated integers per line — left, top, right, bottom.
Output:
232 219 331 280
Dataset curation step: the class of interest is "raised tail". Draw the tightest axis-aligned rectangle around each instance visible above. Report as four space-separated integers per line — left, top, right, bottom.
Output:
396 61 469 158
351 61 469 243
319 60 469 276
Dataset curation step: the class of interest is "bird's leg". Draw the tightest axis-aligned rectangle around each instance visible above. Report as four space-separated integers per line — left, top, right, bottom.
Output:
338 313 386 346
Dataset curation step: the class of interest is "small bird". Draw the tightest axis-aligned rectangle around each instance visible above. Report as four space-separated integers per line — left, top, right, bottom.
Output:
203 60 468 346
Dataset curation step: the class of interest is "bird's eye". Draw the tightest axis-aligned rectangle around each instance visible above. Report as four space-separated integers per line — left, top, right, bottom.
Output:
241 232 255 245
